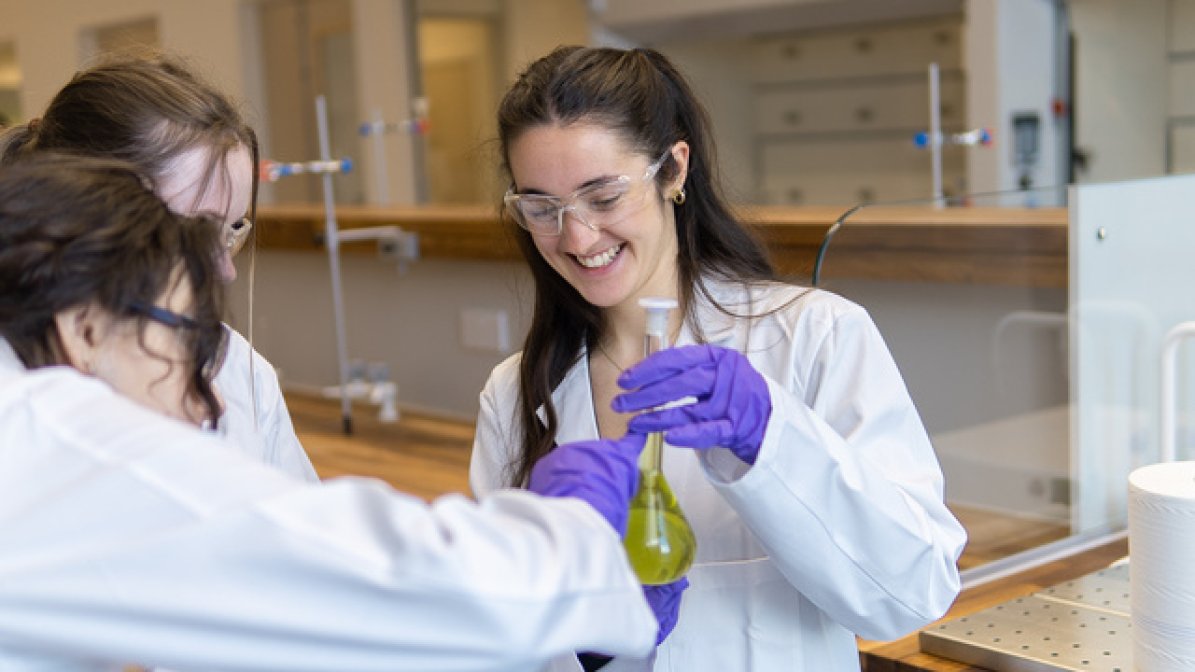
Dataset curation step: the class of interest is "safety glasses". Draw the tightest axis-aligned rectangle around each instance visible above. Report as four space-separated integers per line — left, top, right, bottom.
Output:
129 302 230 383
504 148 672 236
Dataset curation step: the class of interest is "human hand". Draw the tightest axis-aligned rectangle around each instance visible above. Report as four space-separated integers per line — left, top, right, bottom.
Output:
612 344 771 465
528 432 647 535
645 577 689 646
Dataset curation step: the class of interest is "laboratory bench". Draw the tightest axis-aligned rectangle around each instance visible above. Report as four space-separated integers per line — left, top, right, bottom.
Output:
254 203 1068 288
857 535 1130 671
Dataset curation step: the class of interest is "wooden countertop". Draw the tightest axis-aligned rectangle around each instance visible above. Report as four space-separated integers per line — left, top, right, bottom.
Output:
255 203 1068 287
858 536 1130 671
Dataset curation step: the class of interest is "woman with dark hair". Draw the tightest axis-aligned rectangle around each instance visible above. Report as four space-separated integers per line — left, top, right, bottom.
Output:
0 155 228 428
0 154 660 670
0 53 315 480
470 46 967 671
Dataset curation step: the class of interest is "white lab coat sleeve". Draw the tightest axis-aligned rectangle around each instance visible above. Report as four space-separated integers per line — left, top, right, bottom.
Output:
699 305 966 642
0 368 655 672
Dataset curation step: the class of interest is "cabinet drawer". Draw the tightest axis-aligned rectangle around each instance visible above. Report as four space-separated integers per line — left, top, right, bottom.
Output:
760 137 965 174
759 137 966 205
1171 0 1195 53
1170 61 1195 116
1172 124 1195 173
759 171 966 206
750 17 962 83
755 76 965 134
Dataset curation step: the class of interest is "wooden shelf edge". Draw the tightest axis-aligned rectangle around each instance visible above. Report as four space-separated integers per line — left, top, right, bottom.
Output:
255 203 1068 287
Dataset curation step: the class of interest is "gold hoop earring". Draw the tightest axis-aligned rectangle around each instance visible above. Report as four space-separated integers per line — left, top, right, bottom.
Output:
672 188 686 205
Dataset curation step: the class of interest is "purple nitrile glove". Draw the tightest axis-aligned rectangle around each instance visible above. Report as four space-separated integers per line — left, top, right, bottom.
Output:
645 577 689 646
612 344 771 465
528 432 647 536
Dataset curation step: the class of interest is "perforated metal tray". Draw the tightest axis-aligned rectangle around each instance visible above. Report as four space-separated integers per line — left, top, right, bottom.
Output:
1038 564 1131 615
919 564 1132 671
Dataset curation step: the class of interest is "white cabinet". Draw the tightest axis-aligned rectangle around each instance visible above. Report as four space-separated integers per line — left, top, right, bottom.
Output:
1173 125 1195 173
1169 61 1195 117
750 17 967 205
755 77 965 135
759 136 965 206
1168 0 1195 173
749 18 962 83
1170 0 1195 52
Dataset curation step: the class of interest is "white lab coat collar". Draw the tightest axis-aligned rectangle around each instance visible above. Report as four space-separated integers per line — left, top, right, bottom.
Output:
0 337 25 380
542 353 600 445
536 278 750 444
678 278 749 348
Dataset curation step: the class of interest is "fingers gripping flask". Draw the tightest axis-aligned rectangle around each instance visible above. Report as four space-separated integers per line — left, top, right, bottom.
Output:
623 297 697 585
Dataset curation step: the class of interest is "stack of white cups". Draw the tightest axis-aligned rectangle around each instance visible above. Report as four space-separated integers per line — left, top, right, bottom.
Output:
1129 461 1195 671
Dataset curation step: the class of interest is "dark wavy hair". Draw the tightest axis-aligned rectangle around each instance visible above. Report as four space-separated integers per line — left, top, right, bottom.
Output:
497 46 777 486
0 51 260 237
0 154 227 423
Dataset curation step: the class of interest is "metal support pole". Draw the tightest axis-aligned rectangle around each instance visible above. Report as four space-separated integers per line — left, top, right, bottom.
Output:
368 107 391 205
929 62 944 207
316 94 354 435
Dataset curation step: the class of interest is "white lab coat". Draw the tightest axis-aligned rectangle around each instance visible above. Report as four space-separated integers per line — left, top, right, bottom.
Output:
470 281 967 671
213 326 318 482
0 340 656 671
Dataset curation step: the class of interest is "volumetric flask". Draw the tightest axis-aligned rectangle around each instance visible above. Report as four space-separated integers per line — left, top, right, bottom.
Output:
623 297 696 585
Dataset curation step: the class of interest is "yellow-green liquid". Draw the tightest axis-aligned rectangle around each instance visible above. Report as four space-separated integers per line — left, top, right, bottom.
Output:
623 435 696 585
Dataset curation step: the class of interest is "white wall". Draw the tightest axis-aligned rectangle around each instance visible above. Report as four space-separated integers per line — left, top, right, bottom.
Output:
595 0 961 42
0 0 248 118
501 0 588 81
658 38 759 202
228 251 532 421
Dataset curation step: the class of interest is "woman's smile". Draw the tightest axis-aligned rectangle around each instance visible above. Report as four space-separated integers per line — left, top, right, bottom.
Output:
575 243 625 269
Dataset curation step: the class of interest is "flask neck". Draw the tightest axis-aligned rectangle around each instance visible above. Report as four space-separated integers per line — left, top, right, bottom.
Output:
638 432 665 474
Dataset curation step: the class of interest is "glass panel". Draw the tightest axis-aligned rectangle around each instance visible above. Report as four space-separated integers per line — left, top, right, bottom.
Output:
814 186 1072 573
1069 174 1195 529
816 176 1195 576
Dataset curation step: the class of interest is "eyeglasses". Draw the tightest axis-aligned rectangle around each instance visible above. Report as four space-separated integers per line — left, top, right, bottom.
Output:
129 302 230 382
504 148 672 236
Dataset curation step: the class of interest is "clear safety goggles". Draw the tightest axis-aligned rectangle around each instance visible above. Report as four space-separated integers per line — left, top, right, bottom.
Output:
504 148 671 236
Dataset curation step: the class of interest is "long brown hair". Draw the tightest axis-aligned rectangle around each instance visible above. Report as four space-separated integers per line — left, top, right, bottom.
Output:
0 52 260 234
496 46 775 486
0 154 227 423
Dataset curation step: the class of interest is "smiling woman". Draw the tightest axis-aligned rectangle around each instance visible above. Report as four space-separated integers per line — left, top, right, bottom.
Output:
471 45 967 672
